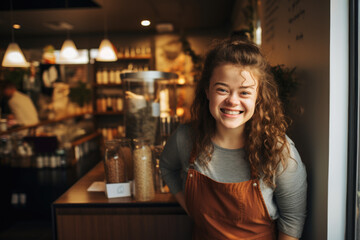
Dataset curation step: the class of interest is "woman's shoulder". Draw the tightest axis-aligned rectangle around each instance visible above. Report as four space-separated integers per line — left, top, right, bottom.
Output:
174 122 192 139
278 135 305 174
162 122 193 162
284 136 299 160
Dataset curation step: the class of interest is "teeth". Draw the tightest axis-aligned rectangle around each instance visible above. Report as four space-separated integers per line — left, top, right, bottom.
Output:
221 109 243 115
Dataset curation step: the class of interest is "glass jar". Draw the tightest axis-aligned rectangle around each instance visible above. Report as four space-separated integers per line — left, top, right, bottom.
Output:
121 71 178 146
104 140 127 183
116 138 133 181
133 138 155 201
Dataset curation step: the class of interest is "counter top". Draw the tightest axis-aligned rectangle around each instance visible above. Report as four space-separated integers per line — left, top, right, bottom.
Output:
53 161 179 208
52 161 190 240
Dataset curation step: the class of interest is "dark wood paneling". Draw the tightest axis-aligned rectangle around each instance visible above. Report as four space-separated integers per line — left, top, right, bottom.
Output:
56 212 192 240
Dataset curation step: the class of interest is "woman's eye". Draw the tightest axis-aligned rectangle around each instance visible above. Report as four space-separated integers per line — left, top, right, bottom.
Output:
240 91 250 96
216 88 228 93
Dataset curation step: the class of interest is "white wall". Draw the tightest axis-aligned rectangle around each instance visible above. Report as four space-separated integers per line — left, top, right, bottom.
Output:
260 0 349 239
328 0 349 239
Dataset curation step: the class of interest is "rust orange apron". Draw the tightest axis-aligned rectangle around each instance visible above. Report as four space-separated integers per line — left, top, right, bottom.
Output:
185 154 276 240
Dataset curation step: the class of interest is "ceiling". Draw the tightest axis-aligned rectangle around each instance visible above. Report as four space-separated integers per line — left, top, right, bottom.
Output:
0 0 237 38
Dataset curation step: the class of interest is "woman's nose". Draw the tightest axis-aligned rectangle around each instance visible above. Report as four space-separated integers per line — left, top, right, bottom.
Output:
226 93 240 105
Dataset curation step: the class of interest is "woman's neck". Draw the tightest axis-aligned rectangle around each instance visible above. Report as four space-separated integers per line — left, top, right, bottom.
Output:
212 125 245 149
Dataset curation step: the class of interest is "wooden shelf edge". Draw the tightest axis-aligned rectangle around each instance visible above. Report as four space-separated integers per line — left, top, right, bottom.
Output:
93 84 123 87
94 111 124 115
0 112 93 136
71 132 101 147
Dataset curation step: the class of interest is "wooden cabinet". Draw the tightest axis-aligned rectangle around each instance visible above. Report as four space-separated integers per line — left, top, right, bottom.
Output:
52 163 192 240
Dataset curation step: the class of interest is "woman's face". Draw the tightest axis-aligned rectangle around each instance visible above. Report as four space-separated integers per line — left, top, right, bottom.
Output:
206 64 258 132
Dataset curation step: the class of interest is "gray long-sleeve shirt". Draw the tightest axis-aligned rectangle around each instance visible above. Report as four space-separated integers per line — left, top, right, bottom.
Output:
160 124 307 238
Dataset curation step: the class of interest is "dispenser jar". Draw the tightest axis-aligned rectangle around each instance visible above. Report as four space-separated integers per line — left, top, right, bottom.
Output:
121 71 178 145
132 138 155 201
103 140 127 183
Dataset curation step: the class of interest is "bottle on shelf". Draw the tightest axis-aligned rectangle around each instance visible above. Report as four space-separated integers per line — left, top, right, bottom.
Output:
96 69 103 85
115 69 121 84
96 97 102 112
106 96 113 111
116 96 123 111
102 68 109 85
109 69 116 84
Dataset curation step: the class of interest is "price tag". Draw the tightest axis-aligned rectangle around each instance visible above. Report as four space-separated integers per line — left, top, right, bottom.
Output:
105 182 131 198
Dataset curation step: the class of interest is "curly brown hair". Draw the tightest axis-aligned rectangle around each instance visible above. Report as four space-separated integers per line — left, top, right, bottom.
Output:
190 38 289 187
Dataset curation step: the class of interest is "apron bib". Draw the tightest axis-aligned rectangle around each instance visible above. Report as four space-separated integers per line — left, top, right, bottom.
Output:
185 154 276 240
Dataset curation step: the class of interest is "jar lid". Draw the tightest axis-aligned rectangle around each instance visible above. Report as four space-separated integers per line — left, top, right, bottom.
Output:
132 138 150 145
115 138 131 144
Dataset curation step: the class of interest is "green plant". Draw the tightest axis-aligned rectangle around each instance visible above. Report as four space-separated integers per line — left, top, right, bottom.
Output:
271 64 298 109
68 82 92 107
179 35 203 82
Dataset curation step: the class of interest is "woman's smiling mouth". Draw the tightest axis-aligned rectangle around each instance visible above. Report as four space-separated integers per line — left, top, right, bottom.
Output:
220 108 244 115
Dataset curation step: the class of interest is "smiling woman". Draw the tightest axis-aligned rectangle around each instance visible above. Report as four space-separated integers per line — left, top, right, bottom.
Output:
206 65 258 138
160 37 307 240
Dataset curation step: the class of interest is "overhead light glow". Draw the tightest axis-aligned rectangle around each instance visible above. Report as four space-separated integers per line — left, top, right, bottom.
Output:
178 76 186 85
2 42 29 67
97 39 118 62
141 20 151 27
60 39 79 60
13 24 21 29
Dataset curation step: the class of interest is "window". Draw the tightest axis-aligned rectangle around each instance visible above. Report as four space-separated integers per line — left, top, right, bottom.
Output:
347 0 359 238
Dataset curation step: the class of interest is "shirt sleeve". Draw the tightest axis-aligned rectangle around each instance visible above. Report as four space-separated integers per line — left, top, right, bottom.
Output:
274 139 307 238
159 125 186 195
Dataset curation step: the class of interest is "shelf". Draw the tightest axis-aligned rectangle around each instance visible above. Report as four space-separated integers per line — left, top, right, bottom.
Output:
0 112 93 136
95 56 151 64
116 56 152 60
93 84 122 88
94 111 124 116
71 132 101 147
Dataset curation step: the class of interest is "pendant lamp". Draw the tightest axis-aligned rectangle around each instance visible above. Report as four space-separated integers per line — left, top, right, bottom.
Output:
2 0 29 67
96 0 117 62
59 0 78 61
60 37 79 60
97 39 117 61
2 42 29 67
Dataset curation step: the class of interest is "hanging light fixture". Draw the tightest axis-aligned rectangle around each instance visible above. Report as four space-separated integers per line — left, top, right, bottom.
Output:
59 31 79 60
59 0 78 60
2 0 29 67
97 0 117 62
97 39 117 61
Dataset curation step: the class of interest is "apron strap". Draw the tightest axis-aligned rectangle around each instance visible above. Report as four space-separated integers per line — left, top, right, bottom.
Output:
189 146 196 169
189 147 197 169
250 168 258 179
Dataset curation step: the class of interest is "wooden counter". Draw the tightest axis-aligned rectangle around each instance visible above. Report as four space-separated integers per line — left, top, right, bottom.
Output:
52 162 192 240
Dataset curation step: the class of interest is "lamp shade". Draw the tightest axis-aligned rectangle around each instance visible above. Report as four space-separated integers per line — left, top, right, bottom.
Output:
60 39 79 60
97 39 118 62
2 42 29 67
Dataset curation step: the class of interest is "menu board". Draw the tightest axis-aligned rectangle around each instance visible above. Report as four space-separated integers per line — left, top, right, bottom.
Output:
261 0 306 52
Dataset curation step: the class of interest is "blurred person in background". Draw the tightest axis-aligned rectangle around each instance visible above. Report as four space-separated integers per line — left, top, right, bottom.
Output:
1 81 39 126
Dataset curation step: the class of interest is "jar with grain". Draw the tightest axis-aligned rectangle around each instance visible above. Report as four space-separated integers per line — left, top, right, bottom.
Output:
133 138 155 201
116 138 133 180
104 140 127 183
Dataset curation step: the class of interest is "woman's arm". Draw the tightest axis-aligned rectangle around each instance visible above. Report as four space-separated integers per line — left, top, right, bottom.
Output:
278 231 298 240
275 139 307 239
